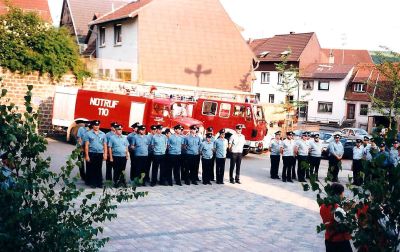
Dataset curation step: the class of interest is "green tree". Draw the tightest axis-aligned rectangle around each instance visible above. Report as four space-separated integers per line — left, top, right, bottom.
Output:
0 84 146 251
0 7 90 81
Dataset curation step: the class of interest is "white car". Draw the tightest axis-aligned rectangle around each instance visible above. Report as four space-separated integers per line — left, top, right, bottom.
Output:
340 128 372 140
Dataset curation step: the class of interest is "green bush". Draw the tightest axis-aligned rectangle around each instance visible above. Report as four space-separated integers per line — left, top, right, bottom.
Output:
0 85 146 251
0 7 90 81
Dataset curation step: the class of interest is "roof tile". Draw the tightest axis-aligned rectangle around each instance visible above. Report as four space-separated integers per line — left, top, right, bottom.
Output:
0 0 52 22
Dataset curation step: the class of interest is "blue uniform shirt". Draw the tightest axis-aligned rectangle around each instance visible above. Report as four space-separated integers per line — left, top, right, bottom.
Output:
77 126 88 146
184 134 201 155
168 134 184 155
329 141 344 157
127 132 137 145
269 139 282 156
108 135 129 157
84 130 106 153
1 166 15 189
151 134 167 155
214 138 228 158
353 145 364 160
309 140 322 157
132 134 150 156
200 141 214 159
376 150 389 167
106 131 116 144
389 147 398 165
147 134 154 154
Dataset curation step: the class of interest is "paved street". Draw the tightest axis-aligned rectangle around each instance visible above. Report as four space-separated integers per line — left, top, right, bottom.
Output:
45 138 353 252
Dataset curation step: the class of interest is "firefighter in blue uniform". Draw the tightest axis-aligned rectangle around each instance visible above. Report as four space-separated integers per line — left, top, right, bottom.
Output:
200 133 215 185
184 125 201 185
131 124 150 185
127 122 139 181
150 125 168 186
168 125 185 186
76 119 90 183
214 129 228 184
108 124 129 187
105 122 117 181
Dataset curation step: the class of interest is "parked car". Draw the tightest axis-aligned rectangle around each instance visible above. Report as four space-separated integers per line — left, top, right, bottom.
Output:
340 128 372 140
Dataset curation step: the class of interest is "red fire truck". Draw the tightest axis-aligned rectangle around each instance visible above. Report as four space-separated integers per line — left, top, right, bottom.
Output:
51 87 203 142
173 98 267 154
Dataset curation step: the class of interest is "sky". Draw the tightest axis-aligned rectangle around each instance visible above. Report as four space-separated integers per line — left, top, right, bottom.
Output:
48 0 400 52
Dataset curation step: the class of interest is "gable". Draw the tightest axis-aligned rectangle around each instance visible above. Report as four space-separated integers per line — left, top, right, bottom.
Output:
0 0 52 22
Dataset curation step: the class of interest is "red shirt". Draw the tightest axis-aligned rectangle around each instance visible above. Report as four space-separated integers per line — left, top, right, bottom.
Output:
320 204 351 241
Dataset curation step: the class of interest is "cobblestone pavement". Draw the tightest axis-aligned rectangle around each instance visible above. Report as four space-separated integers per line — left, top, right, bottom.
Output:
46 139 354 252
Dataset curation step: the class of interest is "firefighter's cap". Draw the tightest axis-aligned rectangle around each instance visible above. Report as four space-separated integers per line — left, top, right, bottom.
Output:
138 125 146 131
364 136 370 141
393 140 399 145
206 127 213 132
91 120 101 126
219 128 226 134
76 119 88 124
189 125 198 130
110 122 118 128
174 124 182 130
235 124 244 130
156 125 163 130
114 124 123 130
150 125 157 130
380 142 386 148
275 131 281 135
206 133 213 138
286 131 293 136
163 128 171 134
356 139 362 143
130 122 140 129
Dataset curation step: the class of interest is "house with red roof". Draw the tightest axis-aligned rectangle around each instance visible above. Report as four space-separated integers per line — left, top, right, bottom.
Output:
59 0 127 53
0 0 52 22
88 0 255 92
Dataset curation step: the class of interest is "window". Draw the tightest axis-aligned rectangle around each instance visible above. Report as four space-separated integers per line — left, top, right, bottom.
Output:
354 83 366 92
260 72 270 84
219 103 231 118
115 69 131 81
360 104 368 116
104 69 110 78
202 101 217 116
99 27 106 46
268 94 274 103
233 105 245 117
254 106 265 121
245 107 252 121
318 102 333 113
114 24 122 45
318 81 330 90
278 73 284 84
286 95 294 103
98 69 103 78
302 81 314 90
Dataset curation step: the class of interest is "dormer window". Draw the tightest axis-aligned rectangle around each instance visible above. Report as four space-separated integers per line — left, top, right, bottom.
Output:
280 50 290 55
114 24 122 45
259 51 270 58
353 83 366 92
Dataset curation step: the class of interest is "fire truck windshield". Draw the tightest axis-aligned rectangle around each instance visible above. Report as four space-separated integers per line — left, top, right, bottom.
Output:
172 102 189 117
254 105 265 122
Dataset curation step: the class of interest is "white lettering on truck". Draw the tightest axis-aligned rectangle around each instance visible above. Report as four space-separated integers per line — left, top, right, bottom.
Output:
89 97 119 116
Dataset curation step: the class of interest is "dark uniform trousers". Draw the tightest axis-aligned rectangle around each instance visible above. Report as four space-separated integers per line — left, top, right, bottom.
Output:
186 154 198 183
169 154 181 184
309 156 321 178
229 153 242 182
181 154 188 182
352 159 363 185
210 155 215 181
270 155 280 178
325 240 352 252
201 158 212 183
292 157 297 179
113 156 127 186
215 157 226 183
282 156 294 181
106 155 113 181
195 154 201 181
328 156 341 182
78 147 86 182
129 149 136 181
297 155 308 181
134 156 148 183
151 154 165 185
87 152 103 187
144 153 153 182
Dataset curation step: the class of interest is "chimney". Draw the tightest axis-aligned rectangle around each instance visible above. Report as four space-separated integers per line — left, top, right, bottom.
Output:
289 31 295 35
328 49 334 64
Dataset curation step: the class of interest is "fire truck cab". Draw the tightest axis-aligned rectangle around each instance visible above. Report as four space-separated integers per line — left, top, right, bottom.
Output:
52 87 203 142
177 98 267 155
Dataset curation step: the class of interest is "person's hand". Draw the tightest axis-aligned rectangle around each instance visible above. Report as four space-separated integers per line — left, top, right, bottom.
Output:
110 157 113 162
85 156 90 162
103 154 107 161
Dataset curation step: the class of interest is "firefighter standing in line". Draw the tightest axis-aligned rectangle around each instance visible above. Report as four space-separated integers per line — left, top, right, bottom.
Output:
131 125 150 185
145 125 157 183
352 139 364 186
168 125 185 186
84 120 107 188
108 124 129 187
309 133 322 180
328 134 344 182
281 132 295 183
229 124 246 184
76 119 89 183
150 125 167 186
184 125 201 185
127 122 139 181
294 132 310 182
269 131 282 179
214 129 228 184
205 127 216 181
105 122 117 181
200 133 214 185
162 128 173 185
194 127 202 181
